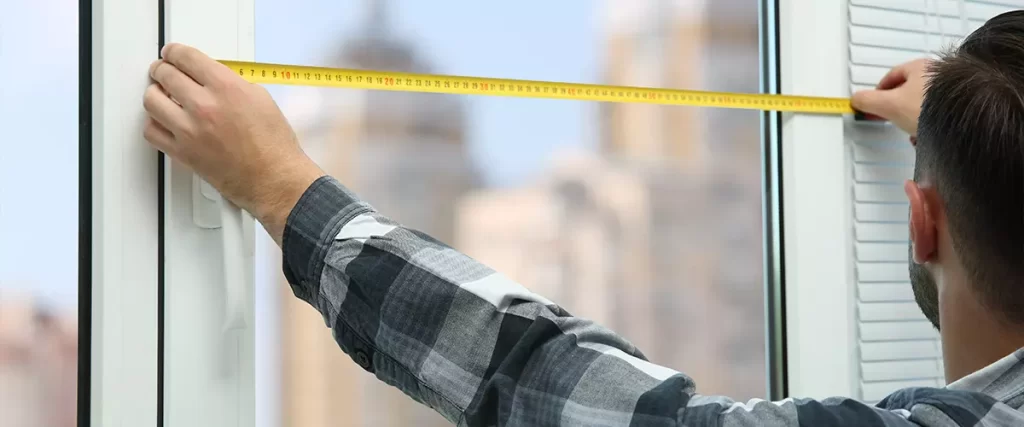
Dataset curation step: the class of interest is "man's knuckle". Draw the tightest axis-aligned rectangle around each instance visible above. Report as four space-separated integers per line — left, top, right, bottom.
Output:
179 122 200 140
211 71 239 90
204 74 225 89
152 63 174 84
143 123 164 145
144 132 160 145
193 98 219 120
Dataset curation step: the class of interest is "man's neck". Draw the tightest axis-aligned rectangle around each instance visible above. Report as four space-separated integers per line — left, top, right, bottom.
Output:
940 282 1024 383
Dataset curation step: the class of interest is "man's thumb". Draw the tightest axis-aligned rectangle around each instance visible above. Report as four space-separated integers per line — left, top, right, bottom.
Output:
851 89 895 118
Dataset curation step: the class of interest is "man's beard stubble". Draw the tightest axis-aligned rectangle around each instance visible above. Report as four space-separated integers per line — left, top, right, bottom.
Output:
909 244 941 330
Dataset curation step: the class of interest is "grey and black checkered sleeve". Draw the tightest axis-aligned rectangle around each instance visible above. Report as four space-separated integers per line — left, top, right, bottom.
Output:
281 176 996 427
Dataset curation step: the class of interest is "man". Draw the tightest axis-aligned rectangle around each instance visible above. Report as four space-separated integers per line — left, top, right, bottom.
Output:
142 10 1024 427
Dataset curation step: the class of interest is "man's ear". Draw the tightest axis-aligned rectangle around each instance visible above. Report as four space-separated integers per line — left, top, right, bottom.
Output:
905 179 937 264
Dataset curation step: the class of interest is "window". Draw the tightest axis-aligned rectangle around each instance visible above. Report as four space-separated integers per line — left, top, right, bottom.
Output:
254 1 769 425
75 0 1004 423
0 1 80 426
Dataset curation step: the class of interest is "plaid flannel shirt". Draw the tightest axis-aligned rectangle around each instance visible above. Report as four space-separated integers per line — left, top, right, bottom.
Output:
282 176 1024 427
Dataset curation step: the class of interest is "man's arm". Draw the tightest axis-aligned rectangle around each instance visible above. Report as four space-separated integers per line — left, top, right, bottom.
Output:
141 45 960 426
278 174 931 426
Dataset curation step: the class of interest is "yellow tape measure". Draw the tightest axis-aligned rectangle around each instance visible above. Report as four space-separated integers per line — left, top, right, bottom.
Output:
221 60 854 115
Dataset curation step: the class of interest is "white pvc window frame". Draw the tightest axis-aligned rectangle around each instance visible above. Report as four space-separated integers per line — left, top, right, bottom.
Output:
86 0 256 425
770 0 858 399
86 0 161 423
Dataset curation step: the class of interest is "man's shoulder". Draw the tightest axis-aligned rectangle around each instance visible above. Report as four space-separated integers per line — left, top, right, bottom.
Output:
878 387 1024 426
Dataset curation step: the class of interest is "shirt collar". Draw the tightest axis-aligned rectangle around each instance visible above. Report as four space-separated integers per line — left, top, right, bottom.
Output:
945 347 1024 409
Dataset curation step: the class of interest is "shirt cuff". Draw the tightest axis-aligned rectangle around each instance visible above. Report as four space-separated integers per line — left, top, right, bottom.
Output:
281 176 372 303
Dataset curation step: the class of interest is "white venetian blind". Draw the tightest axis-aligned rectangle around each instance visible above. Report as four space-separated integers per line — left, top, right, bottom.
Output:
846 0 1022 403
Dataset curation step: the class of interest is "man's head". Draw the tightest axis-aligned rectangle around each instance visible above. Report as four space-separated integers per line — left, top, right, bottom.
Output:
910 10 1024 330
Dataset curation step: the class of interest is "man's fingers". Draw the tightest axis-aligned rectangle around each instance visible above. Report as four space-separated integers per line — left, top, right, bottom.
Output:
851 89 897 118
851 63 906 115
875 59 930 90
161 43 232 86
143 83 192 135
876 66 909 91
143 117 176 153
149 60 205 106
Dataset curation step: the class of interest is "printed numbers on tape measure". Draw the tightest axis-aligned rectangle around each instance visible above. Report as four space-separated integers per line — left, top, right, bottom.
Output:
222 60 852 114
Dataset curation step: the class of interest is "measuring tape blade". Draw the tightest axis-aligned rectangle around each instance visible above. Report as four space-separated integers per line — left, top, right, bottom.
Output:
220 60 853 115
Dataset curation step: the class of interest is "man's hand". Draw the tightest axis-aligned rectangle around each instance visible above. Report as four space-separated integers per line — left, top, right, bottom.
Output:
851 58 932 138
143 43 324 244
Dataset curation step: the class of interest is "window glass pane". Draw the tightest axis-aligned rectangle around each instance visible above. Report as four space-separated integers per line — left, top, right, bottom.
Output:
0 0 79 426
253 1 766 425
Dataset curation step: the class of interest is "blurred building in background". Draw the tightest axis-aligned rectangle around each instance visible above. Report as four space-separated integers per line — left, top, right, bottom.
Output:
601 0 708 167
0 295 77 427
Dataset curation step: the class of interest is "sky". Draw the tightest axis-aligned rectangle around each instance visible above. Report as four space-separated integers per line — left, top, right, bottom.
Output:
0 0 80 309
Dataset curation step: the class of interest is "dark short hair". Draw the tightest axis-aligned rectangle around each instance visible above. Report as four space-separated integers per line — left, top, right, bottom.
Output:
917 10 1024 325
